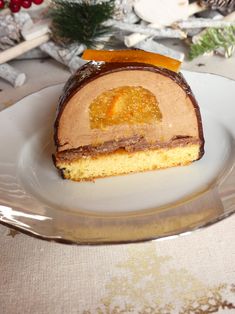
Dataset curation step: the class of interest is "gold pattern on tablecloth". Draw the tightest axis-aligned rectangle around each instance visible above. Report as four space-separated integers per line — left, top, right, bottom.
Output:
7 228 20 238
84 243 235 313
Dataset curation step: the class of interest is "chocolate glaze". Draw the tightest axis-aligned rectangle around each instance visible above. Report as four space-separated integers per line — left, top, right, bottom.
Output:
54 61 204 159
52 153 66 179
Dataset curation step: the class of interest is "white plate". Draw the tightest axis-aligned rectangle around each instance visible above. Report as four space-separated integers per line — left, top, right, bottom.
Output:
0 71 234 244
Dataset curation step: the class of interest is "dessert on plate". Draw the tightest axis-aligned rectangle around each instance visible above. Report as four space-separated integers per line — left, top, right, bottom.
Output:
53 49 204 181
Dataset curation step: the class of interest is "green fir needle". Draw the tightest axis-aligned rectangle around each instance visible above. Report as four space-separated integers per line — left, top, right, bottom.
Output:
50 0 115 47
189 26 235 60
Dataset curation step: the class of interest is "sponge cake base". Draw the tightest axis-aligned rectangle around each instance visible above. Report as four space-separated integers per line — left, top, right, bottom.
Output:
55 145 200 181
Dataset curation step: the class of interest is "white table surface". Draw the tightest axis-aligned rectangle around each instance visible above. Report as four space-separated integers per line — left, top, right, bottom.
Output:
0 53 235 314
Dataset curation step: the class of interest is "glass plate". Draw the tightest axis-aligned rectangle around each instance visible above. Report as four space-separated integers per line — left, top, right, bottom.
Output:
0 70 234 244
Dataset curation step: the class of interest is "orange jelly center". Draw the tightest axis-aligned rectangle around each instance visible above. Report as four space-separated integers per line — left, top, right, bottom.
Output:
89 86 162 130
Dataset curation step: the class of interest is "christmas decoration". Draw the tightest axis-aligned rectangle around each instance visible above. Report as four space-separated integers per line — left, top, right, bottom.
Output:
32 0 43 4
198 0 235 15
21 0 32 9
9 2 21 13
0 33 49 64
189 25 235 59
1 0 235 88
125 1 205 48
0 0 5 9
105 19 186 39
21 19 50 41
114 0 138 23
0 63 26 87
49 0 115 47
0 12 50 86
135 38 184 62
192 11 235 39
0 13 21 50
133 0 205 25
40 41 86 72
0 0 44 12
199 0 235 10
176 17 235 28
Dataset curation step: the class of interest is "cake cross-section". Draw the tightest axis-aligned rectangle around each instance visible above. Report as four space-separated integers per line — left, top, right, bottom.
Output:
53 62 204 181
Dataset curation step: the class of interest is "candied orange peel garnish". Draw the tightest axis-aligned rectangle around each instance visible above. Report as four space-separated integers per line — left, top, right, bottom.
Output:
82 49 181 72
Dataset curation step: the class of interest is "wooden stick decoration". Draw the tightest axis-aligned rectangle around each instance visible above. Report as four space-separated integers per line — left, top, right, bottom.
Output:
21 19 51 41
0 34 50 65
0 63 26 87
124 23 160 47
105 20 187 39
176 18 235 29
134 38 185 61
40 41 86 73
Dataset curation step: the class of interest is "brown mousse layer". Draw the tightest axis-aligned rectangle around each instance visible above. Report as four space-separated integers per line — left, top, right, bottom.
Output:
54 62 204 160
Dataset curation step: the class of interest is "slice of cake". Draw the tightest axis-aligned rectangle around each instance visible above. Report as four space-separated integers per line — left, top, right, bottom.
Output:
53 53 204 181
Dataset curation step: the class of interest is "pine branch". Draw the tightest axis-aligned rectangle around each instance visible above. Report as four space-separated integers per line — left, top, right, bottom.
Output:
49 0 115 48
188 26 235 60
199 0 235 9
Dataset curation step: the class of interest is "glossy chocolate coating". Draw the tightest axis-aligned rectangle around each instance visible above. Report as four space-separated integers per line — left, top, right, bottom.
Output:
54 62 204 158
